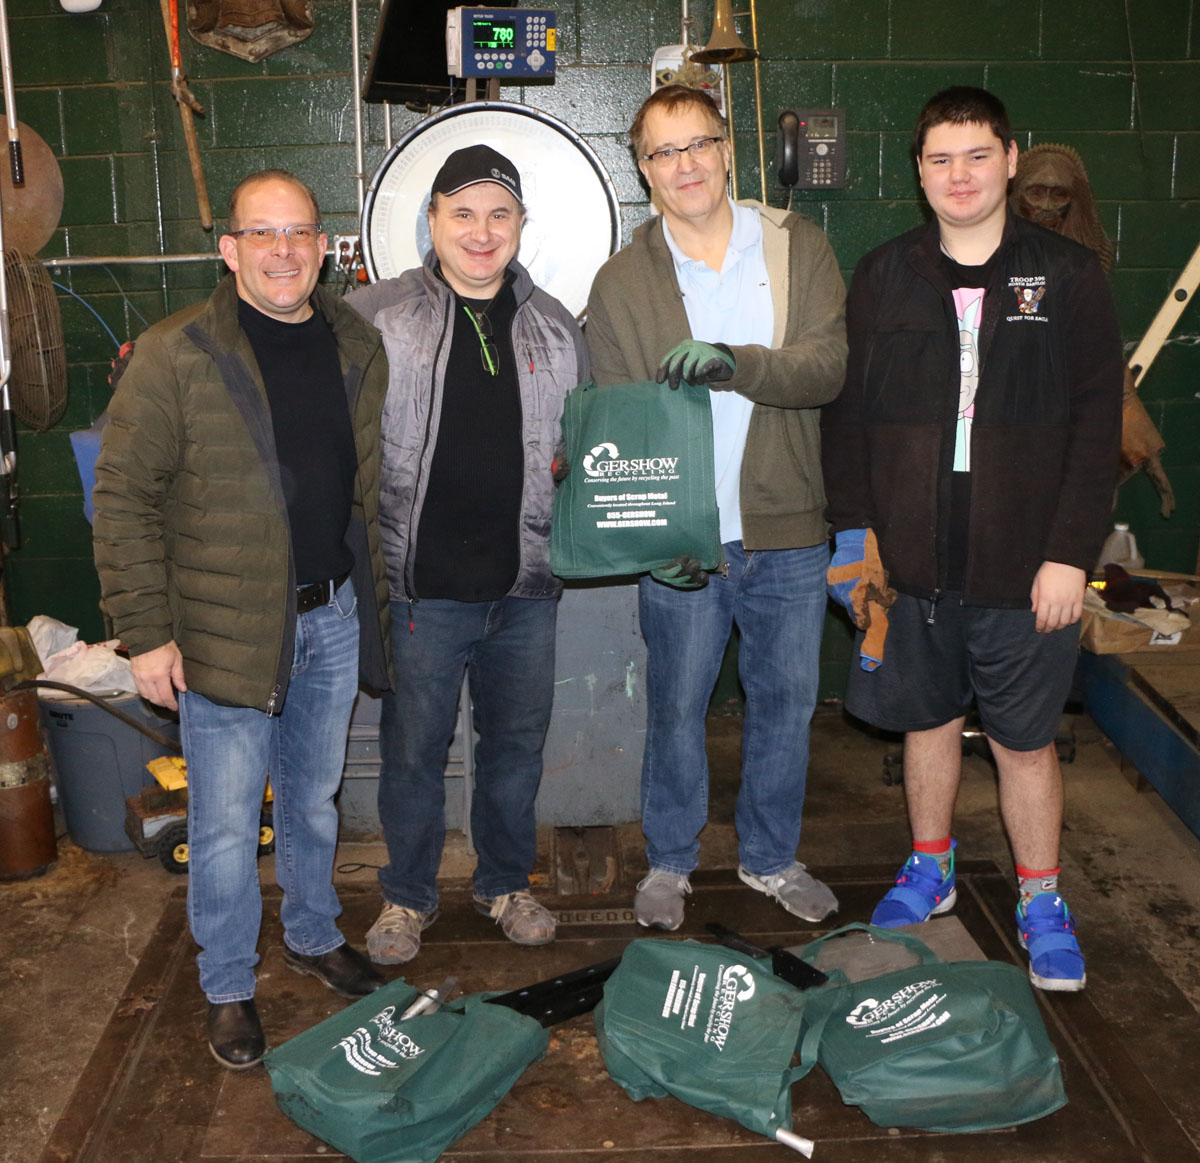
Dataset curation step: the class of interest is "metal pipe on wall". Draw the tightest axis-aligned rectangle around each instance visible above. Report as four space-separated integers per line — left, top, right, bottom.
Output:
749 0 766 203
43 254 222 268
724 63 738 198
41 253 350 269
350 0 366 216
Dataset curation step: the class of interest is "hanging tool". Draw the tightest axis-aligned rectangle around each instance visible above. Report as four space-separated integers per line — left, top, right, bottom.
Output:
0 0 21 187
0 0 21 562
159 0 213 231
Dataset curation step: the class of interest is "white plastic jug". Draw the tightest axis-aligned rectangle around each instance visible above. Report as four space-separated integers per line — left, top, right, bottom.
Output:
1096 522 1143 571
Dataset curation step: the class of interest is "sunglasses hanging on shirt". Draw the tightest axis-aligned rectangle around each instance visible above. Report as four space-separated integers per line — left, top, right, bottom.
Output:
462 303 499 376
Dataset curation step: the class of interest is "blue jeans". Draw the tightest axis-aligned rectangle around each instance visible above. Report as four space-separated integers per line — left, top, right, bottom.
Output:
377 596 557 913
638 540 828 877
181 578 359 1002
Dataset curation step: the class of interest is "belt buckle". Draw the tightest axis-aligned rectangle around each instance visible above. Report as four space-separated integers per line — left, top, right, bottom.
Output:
297 578 329 614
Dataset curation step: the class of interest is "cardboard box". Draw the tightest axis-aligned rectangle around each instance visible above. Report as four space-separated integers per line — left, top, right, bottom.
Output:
1080 573 1200 654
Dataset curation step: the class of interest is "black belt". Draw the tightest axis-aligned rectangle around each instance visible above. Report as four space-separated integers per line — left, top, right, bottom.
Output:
296 570 350 615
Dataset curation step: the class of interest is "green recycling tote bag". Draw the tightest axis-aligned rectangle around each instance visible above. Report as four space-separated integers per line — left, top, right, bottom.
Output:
595 938 812 1140
264 979 549 1163
796 924 1067 1133
550 381 723 579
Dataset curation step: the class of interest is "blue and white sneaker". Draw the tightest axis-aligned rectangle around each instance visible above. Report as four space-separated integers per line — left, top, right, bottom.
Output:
870 843 957 927
1017 891 1086 992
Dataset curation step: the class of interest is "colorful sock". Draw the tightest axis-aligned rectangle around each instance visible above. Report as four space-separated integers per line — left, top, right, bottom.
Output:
914 837 954 877
1016 864 1060 908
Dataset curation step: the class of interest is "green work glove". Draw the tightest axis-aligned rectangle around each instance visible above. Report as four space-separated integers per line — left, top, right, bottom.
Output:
650 554 710 589
654 340 736 391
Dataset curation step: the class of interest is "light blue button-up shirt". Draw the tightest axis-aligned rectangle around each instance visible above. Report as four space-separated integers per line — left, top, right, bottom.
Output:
661 200 773 544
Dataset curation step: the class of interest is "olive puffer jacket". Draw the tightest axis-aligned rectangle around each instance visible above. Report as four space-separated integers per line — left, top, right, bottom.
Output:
93 276 391 712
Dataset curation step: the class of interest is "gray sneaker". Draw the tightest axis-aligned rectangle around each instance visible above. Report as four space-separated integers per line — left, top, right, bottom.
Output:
634 869 692 930
366 902 437 964
474 890 556 946
738 862 838 922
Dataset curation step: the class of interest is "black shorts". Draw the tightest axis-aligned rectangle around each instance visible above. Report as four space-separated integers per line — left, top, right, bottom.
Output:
844 592 1079 751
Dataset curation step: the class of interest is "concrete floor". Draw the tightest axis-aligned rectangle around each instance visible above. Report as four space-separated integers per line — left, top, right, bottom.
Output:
3 705 1200 1161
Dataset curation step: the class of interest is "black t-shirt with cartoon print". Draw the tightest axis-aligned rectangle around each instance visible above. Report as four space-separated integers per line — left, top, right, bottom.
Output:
942 250 998 592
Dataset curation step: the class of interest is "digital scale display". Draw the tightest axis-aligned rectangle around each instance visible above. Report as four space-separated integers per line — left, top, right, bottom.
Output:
473 17 516 49
447 7 556 79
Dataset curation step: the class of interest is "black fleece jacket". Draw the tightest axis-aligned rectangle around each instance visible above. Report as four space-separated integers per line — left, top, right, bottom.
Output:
821 211 1123 608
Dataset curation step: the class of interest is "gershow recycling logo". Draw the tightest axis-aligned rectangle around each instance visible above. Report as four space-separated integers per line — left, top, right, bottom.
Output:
843 978 951 1044
336 1004 425 1076
582 442 679 480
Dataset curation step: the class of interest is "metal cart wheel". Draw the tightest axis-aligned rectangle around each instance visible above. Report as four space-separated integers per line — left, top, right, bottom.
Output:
159 823 190 874
258 807 275 859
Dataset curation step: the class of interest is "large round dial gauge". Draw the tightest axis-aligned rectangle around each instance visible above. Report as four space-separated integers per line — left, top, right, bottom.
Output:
361 101 621 319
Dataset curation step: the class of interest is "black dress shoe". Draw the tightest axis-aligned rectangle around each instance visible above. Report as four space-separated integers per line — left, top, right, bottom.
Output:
207 999 265 1070
282 941 386 999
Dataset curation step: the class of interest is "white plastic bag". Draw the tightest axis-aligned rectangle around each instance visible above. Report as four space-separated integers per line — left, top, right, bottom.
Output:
27 615 79 667
37 638 138 698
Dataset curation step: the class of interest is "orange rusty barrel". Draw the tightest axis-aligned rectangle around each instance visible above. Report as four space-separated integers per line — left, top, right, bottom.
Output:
0 687 56 880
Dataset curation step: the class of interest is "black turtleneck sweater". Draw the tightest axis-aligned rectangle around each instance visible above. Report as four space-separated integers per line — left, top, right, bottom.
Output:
413 272 523 601
238 297 355 587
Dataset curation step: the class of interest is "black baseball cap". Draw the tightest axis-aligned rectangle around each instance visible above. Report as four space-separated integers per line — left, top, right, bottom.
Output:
430 145 522 202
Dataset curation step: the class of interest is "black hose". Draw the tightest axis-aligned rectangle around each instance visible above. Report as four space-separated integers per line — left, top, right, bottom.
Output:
13 679 182 753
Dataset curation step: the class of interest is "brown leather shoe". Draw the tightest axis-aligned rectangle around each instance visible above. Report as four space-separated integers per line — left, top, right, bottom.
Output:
282 941 385 999
207 999 265 1070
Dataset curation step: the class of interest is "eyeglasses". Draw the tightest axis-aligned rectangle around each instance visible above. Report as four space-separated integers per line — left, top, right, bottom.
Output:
228 223 323 248
640 136 725 167
462 305 499 376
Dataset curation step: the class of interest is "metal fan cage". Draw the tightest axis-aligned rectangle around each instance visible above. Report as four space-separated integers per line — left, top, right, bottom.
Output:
3 250 67 432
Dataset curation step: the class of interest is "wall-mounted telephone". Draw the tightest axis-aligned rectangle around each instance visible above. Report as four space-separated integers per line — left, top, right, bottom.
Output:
776 108 846 189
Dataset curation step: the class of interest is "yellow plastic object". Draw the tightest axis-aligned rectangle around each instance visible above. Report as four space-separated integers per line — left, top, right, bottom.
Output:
146 754 188 791
144 754 273 803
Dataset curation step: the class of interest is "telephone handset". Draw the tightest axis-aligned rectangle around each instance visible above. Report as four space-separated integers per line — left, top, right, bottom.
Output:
776 108 846 189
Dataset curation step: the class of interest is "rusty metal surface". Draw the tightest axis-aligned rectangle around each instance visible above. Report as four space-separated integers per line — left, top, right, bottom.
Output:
41 867 1200 1162
0 118 64 254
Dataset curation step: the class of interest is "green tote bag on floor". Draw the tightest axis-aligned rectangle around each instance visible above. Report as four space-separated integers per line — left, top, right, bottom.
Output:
795 924 1068 1133
595 938 813 1142
550 380 723 579
264 980 548 1163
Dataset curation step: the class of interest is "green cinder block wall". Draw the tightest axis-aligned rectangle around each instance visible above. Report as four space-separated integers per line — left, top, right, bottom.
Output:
3 0 1196 703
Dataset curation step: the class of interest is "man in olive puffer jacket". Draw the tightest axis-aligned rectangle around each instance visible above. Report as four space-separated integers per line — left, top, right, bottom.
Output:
94 170 391 1070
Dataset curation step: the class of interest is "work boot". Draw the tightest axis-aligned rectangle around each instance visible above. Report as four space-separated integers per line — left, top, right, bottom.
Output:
366 902 437 965
738 862 838 923
207 999 265 1071
634 869 692 930
282 941 385 999
474 890 557 946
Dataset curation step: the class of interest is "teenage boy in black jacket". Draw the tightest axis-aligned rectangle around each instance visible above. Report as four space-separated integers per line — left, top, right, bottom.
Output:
821 87 1122 992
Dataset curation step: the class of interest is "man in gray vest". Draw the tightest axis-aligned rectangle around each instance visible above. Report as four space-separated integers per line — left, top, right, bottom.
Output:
348 147 589 963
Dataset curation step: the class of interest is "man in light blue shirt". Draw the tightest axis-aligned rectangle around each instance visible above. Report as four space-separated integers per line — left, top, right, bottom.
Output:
586 85 847 931
662 199 769 544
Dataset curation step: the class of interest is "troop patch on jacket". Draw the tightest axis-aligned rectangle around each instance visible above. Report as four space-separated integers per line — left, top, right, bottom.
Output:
1007 276 1048 322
